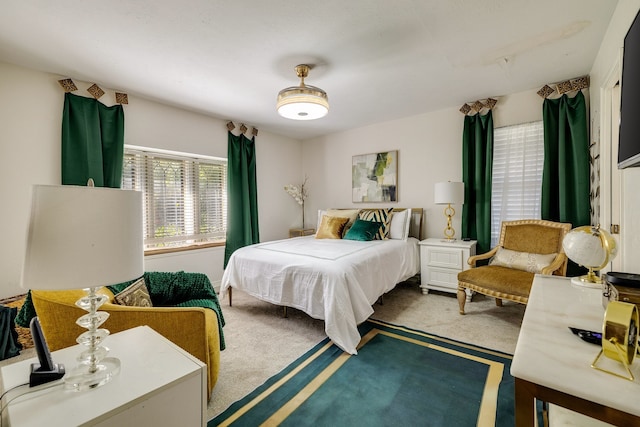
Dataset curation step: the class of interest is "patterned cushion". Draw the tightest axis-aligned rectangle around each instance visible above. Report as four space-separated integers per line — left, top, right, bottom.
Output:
358 208 393 240
316 215 350 239
114 277 153 307
489 247 557 274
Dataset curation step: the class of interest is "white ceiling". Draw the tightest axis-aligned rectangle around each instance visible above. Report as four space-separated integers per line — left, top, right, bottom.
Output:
0 0 618 140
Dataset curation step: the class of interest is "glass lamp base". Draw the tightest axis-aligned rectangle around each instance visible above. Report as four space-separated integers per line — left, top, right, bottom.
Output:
64 356 121 391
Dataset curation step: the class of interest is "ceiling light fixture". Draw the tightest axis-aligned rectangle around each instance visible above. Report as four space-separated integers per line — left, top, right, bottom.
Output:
277 64 329 120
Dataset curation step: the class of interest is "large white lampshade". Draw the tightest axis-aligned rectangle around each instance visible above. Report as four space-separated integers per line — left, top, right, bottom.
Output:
21 184 143 391
21 185 143 289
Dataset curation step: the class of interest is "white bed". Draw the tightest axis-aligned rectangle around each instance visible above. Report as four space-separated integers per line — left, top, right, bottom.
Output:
220 208 422 354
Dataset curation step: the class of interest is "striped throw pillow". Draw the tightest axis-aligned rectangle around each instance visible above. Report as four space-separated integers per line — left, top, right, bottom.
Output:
358 208 393 240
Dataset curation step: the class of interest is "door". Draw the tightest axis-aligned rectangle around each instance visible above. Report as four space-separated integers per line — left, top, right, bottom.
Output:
609 83 622 272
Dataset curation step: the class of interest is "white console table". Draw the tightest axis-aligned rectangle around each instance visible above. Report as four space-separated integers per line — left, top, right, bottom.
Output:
511 275 640 426
1 326 206 427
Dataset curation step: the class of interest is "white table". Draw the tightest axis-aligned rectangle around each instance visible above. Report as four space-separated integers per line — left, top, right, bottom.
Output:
1 326 207 427
419 238 476 296
511 275 640 426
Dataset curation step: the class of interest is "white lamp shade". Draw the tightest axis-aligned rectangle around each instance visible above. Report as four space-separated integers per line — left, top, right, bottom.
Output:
434 181 464 205
21 185 144 290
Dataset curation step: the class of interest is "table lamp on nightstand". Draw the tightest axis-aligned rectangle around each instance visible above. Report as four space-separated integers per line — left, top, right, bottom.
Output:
21 182 143 391
434 181 464 242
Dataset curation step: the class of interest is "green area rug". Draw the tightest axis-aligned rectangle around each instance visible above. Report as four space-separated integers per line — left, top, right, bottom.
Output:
210 319 522 427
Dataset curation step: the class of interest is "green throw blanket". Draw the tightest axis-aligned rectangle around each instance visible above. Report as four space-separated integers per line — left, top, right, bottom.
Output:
0 306 22 360
15 292 36 329
16 271 225 351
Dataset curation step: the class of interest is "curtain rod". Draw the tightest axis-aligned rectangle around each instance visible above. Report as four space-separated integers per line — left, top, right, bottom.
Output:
459 97 498 115
226 121 258 136
537 75 589 98
57 78 128 104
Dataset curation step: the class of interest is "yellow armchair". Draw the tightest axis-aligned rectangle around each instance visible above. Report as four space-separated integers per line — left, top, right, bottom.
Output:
30 288 220 399
457 219 572 314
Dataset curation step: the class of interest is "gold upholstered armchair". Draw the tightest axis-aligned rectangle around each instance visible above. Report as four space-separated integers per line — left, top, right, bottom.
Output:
457 219 572 314
30 288 221 399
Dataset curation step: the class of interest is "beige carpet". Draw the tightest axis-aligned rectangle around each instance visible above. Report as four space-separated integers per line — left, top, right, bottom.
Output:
208 278 525 419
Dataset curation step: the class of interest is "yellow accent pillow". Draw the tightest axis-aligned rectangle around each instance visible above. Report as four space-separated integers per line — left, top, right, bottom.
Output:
489 247 558 274
325 209 360 236
315 215 350 239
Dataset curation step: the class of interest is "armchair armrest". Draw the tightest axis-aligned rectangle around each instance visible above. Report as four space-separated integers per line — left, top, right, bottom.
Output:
102 303 218 365
467 246 499 267
541 253 568 276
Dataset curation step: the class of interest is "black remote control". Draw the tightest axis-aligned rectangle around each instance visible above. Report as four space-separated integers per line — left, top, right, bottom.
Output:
569 327 602 345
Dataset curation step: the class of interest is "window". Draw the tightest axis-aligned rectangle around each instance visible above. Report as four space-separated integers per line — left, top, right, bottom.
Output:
490 121 544 247
122 146 227 250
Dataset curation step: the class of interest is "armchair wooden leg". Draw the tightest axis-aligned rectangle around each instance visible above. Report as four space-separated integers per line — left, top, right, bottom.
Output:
457 288 467 315
228 287 232 307
495 298 502 307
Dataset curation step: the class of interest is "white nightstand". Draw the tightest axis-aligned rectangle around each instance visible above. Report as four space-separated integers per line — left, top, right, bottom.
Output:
419 238 476 296
1 326 206 427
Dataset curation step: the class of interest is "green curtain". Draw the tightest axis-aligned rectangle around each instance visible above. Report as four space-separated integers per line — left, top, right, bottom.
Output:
461 111 494 254
542 91 590 276
541 91 590 226
62 92 125 188
224 132 259 267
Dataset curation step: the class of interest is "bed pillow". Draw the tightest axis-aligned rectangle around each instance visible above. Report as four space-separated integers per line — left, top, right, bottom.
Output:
325 209 360 236
489 247 558 274
316 209 327 232
357 208 393 240
389 208 412 240
316 215 350 239
343 218 382 241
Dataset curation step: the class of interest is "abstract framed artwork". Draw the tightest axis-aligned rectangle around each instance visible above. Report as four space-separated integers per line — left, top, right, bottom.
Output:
352 150 398 202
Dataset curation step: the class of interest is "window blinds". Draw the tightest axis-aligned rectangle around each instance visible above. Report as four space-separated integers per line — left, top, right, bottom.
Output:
122 148 227 249
490 121 544 247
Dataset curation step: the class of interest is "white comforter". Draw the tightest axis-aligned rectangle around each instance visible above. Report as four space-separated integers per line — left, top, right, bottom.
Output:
220 236 420 354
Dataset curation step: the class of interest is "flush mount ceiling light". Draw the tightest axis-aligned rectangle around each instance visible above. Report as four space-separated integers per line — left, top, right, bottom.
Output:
277 64 329 120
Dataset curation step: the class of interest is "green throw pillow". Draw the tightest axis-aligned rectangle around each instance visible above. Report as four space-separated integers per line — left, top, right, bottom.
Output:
344 219 382 241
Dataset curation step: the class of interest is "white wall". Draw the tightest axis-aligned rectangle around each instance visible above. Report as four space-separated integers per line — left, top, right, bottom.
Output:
301 87 543 240
5 0 637 299
0 62 302 299
590 0 640 273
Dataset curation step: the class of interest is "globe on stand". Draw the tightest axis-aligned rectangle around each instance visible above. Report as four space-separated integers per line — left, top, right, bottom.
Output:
562 224 618 288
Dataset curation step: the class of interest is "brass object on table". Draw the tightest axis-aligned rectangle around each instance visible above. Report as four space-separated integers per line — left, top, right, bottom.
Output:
592 301 638 381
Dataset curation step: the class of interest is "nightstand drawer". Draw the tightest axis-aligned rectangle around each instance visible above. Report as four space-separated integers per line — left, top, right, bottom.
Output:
424 247 463 269
424 267 460 289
